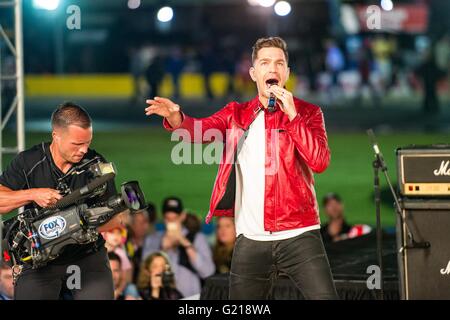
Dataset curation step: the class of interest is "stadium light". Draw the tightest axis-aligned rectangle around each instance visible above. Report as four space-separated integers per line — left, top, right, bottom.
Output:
128 0 141 10
380 0 394 11
247 0 259 6
157 6 174 23
258 0 276 8
274 1 291 16
32 0 60 11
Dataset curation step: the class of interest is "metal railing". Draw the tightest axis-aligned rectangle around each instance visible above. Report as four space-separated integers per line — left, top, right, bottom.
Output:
0 0 25 260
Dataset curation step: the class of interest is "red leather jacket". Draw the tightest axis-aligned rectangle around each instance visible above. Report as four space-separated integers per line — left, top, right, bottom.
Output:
163 96 330 232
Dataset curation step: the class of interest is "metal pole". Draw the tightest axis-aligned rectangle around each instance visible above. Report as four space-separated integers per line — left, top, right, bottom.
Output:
373 159 385 300
15 0 25 152
0 0 25 259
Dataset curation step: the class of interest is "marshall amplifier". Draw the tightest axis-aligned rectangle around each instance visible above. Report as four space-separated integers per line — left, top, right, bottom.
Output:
397 146 450 197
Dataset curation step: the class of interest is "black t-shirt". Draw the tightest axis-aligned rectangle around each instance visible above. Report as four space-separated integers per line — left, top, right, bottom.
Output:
0 142 117 265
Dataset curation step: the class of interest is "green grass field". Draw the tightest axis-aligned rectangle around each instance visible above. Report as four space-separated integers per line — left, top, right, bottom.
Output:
2 129 448 227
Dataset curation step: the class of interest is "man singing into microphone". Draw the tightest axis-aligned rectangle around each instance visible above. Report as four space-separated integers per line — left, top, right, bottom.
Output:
145 37 338 299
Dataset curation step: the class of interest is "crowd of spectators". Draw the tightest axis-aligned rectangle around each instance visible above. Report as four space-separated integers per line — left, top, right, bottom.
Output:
0 191 375 300
123 33 449 111
94 195 235 300
104 193 372 300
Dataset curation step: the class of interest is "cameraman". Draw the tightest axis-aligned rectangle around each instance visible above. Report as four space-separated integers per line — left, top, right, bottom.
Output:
0 102 126 300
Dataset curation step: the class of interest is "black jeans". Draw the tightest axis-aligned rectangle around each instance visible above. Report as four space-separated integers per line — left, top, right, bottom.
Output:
14 247 114 300
229 229 338 300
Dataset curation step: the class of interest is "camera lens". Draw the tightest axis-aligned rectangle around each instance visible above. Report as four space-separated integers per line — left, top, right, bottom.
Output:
124 186 140 210
121 181 145 211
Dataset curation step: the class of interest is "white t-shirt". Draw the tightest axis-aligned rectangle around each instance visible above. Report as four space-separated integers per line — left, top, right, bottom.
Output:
234 111 320 241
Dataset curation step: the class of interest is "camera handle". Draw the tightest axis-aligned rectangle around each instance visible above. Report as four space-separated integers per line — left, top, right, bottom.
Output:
52 172 115 210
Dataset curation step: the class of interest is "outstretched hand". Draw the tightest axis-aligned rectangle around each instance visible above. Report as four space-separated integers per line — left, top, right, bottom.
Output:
145 97 182 128
145 97 180 118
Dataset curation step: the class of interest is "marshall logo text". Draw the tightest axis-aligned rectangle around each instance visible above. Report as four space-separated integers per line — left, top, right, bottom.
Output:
433 160 450 177
440 261 450 275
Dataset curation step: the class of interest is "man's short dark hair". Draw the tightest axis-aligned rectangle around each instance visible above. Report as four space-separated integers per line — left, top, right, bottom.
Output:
51 102 92 130
322 192 342 206
252 36 289 64
107 251 122 267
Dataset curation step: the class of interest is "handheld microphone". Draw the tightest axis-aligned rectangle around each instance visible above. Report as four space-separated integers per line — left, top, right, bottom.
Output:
268 93 276 113
267 79 278 113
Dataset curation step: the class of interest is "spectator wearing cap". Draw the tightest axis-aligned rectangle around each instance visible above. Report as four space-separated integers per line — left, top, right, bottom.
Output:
125 202 157 284
320 193 372 243
0 262 14 300
141 196 215 298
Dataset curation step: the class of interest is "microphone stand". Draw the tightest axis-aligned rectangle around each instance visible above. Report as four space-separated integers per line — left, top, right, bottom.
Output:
367 129 431 300
368 129 386 300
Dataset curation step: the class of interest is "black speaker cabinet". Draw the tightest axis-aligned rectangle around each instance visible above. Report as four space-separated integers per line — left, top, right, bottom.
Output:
397 199 450 300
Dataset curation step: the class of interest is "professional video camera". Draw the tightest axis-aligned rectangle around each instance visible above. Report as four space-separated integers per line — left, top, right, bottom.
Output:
2 157 146 270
